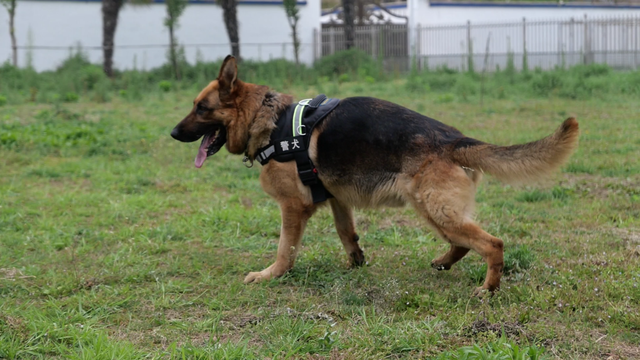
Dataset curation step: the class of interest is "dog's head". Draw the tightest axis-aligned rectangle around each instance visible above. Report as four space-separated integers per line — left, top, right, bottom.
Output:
171 55 240 168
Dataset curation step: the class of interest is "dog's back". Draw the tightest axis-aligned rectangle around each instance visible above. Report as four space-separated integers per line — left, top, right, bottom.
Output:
311 96 578 209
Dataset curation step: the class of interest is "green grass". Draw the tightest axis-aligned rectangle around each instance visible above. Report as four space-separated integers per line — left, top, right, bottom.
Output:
1 67 639 359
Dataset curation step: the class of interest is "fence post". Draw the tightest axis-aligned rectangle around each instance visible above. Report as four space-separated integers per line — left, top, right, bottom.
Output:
329 27 335 55
371 26 377 59
569 17 575 66
313 28 317 62
557 21 563 68
467 20 472 72
583 14 588 65
522 17 527 71
417 24 422 70
603 18 608 65
636 15 639 69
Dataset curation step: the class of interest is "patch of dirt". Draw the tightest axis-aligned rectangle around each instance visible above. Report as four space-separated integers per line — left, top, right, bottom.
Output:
78 277 99 290
602 342 640 360
0 268 35 281
467 319 525 337
560 173 640 200
612 228 640 243
304 349 351 360
355 215 371 232
241 197 253 209
377 215 424 231
0 315 27 336
223 314 262 329
611 228 640 257
269 307 339 326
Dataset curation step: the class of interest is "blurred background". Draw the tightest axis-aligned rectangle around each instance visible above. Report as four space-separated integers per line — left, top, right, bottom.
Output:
1 0 640 73
1 0 640 105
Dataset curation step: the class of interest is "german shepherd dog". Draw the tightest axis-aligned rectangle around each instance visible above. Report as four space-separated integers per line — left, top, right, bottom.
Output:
171 56 579 295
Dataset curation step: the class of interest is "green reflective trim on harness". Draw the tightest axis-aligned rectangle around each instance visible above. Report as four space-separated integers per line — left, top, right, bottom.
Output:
293 99 311 136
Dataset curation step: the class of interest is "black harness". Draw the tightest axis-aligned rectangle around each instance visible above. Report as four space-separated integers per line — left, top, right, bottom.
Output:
255 94 340 203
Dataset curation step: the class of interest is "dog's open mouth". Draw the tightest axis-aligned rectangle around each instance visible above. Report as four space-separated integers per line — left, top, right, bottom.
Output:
195 126 227 168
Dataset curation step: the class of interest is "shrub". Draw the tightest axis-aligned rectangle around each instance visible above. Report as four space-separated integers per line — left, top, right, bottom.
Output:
531 72 563 96
79 66 107 91
620 71 640 94
571 63 611 78
454 75 478 101
63 92 79 103
314 49 382 80
436 93 455 103
425 71 457 91
56 48 92 73
159 80 173 92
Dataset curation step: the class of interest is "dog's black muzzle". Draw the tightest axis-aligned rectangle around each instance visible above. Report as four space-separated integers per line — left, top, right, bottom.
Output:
171 125 202 143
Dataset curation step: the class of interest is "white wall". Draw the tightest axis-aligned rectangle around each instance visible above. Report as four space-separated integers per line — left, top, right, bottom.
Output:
0 0 320 71
409 1 640 70
415 1 640 25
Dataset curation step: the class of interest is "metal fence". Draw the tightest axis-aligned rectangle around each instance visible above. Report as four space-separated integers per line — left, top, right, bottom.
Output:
318 24 409 70
320 15 640 71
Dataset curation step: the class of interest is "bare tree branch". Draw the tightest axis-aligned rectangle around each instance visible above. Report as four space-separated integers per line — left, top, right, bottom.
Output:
372 0 408 21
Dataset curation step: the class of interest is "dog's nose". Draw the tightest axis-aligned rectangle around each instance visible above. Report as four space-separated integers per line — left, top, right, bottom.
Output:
171 127 180 140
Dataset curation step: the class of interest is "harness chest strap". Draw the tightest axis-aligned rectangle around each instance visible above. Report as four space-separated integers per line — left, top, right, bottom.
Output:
255 94 339 203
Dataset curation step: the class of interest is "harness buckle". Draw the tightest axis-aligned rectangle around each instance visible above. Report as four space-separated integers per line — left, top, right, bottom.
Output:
298 168 318 185
242 155 254 168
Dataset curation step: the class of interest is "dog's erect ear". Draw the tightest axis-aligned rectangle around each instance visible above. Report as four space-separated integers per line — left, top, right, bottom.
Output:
218 55 237 98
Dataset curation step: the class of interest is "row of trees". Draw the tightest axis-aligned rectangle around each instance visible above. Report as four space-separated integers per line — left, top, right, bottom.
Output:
1 0 366 74
0 0 243 76
101 0 241 78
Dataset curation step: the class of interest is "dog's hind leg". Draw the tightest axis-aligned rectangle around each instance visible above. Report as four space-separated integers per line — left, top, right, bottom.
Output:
431 245 470 271
436 223 503 296
244 200 316 284
329 199 365 267
417 217 470 270
409 159 503 296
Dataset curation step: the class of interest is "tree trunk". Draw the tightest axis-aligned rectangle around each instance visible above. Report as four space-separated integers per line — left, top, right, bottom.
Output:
342 0 355 49
168 23 181 80
220 0 240 59
356 0 365 25
292 25 300 65
3 0 17 66
102 0 123 77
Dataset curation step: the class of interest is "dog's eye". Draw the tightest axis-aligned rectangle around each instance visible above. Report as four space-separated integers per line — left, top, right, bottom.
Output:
196 104 209 115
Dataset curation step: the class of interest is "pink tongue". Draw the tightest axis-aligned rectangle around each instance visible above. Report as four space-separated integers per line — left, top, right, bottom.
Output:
194 134 212 168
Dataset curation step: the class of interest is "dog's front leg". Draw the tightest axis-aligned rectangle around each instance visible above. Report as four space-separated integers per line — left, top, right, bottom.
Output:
243 202 316 284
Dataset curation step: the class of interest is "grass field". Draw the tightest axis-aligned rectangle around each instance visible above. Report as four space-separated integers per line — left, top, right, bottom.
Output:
1 77 639 359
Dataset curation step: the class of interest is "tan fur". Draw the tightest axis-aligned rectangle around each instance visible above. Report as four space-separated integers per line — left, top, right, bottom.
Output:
174 57 580 295
453 118 580 184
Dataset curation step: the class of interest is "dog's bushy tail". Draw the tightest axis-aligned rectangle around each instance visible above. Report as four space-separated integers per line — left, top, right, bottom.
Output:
452 118 580 185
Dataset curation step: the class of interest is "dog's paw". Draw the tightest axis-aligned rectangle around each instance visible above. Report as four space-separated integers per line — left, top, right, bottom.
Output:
430 260 451 271
243 271 271 284
472 287 488 298
350 250 365 267
472 286 498 298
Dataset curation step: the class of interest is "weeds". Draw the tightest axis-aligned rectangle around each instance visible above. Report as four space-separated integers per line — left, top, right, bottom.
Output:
0 50 639 359
437 336 545 360
3 48 639 106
